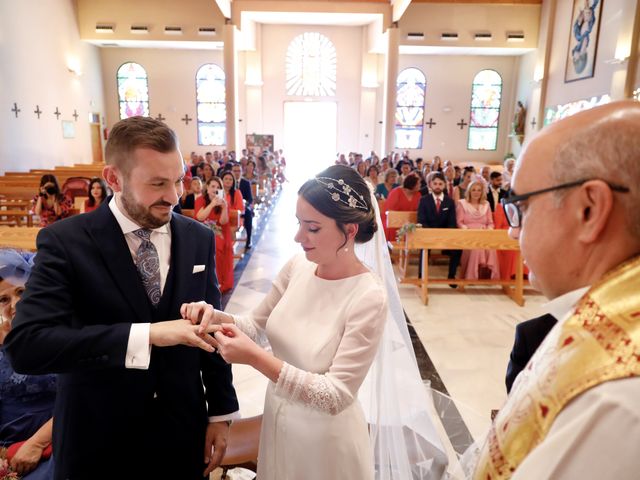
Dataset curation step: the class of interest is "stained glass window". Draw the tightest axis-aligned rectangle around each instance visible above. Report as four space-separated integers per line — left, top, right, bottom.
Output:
468 69 502 150
286 32 337 96
117 62 149 119
395 68 426 149
196 64 226 146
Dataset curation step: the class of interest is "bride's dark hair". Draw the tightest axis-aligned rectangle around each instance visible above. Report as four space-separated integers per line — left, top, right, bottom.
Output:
298 165 378 247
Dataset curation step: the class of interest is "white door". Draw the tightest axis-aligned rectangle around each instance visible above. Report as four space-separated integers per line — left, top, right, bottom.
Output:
283 101 337 184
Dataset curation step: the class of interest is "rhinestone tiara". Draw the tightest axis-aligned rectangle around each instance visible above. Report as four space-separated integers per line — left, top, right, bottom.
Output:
314 177 368 210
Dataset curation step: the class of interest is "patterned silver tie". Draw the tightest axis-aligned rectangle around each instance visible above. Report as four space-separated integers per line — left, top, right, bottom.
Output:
133 229 161 306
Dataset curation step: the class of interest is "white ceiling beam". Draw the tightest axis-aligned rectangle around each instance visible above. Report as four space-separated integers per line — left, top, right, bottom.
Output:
214 0 231 19
392 0 412 22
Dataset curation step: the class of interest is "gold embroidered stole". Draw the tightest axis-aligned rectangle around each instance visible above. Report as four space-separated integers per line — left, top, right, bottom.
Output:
474 255 640 480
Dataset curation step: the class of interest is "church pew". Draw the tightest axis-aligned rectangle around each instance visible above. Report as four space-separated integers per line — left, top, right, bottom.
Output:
405 228 525 306
0 210 34 227
0 226 40 251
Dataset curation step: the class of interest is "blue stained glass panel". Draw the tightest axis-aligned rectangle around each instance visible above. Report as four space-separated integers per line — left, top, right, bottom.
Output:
117 62 150 119
468 69 502 150
394 68 426 149
196 64 226 146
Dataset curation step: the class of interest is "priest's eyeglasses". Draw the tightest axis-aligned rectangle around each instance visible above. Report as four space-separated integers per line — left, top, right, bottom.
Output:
501 179 630 228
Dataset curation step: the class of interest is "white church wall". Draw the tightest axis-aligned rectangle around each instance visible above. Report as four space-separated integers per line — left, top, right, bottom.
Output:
398 54 517 165
0 0 105 174
100 47 225 157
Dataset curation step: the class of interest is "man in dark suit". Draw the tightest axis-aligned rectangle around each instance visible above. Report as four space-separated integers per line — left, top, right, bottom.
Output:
417 172 461 282
5 117 239 480
487 171 507 212
505 314 557 393
231 162 254 250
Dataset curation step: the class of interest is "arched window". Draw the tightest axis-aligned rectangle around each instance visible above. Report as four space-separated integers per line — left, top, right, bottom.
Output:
286 32 336 96
468 69 502 150
117 62 149 119
395 68 426 149
196 64 226 146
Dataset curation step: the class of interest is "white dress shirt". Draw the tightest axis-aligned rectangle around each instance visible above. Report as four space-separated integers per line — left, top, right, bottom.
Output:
110 197 170 370
513 286 640 479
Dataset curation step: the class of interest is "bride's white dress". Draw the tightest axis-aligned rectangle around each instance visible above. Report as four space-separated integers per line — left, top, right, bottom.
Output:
233 253 387 479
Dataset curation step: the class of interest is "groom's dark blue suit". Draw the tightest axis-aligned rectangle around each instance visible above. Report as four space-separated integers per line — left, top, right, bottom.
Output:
6 200 238 479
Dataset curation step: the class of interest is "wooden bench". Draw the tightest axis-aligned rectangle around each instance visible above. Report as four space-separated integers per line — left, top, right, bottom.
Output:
0 226 40 251
0 210 34 227
405 228 525 306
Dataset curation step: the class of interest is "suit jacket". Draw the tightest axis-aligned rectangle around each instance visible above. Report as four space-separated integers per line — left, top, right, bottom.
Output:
487 187 507 212
505 314 557 393
5 201 239 479
417 194 457 229
237 178 253 208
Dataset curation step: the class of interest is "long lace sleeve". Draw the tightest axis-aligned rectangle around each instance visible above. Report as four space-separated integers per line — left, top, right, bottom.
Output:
230 255 298 342
273 285 387 415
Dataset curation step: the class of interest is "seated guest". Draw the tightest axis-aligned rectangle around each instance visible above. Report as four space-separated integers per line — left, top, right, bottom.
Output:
443 165 456 197
456 181 500 279
487 171 507 212
383 173 421 242
505 314 557 393
83 177 108 213
364 165 379 189
453 167 473 203
181 176 203 210
195 177 234 293
397 160 413 184
32 175 72 227
375 169 399 200
417 172 461 282
244 160 258 185
0 249 55 479
494 201 529 281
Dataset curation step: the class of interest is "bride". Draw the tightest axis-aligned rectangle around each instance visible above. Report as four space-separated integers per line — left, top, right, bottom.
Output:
182 165 448 479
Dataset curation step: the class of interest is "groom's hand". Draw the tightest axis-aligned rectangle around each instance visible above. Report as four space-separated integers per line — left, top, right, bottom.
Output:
149 319 218 352
203 421 230 476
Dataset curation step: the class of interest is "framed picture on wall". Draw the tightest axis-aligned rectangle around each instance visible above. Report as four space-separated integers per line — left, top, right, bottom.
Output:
564 0 604 83
62 120 76 139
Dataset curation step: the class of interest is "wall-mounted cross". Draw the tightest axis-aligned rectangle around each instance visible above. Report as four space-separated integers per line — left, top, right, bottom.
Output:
457 119 468 130
155 113 166 122
530 117 537 128
11 103 21 118
425 118 437 129
73 110 79 121
181 114 192 125
34 105 42 119
54 107 61 120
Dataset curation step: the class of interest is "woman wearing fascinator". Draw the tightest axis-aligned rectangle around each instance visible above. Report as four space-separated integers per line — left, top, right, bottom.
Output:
0 250 55 479
182 165 449 479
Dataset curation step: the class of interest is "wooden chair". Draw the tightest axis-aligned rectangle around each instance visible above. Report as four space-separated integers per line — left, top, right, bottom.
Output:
386 211 417 275
220 415 262 479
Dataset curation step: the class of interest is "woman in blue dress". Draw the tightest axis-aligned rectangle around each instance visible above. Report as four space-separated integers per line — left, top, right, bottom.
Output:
0 249 55 479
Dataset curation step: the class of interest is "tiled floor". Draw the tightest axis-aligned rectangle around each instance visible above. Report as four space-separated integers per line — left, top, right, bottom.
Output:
221 183 549 474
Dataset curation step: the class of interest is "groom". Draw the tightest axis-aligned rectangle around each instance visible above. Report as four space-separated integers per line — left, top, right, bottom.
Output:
5 116 239 480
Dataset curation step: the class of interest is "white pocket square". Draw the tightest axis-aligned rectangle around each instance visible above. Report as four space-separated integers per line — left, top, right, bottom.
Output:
192 265 205 274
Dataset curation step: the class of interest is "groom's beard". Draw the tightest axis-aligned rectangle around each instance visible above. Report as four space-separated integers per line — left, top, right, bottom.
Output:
120 189 173 229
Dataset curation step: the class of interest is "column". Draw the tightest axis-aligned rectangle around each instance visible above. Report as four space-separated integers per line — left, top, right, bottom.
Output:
224 20 239 152
382 25 400 155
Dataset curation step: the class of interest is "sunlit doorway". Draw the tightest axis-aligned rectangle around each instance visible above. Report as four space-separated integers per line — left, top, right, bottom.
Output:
283 101 337 185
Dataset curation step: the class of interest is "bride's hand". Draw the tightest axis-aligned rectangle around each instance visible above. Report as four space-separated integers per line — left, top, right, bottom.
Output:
180 301 221 333
211 323 260 365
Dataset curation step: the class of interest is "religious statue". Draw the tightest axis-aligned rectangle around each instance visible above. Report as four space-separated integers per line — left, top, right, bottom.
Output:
513 101 526 145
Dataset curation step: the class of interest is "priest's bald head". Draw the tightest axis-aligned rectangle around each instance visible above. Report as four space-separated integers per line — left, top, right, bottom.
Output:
505 101 640 299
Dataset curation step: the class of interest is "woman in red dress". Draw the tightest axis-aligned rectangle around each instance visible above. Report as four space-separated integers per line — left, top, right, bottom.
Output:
83 177 109 213
195 177 235 293
382 173 421 242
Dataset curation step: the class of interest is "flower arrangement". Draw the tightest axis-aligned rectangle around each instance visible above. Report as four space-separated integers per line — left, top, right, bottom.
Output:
396 222 418 241
0 451 19 479
203 219 223 237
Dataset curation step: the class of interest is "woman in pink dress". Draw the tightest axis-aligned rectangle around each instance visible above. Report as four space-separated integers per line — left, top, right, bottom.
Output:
382 173 421 242
456 181 500 280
